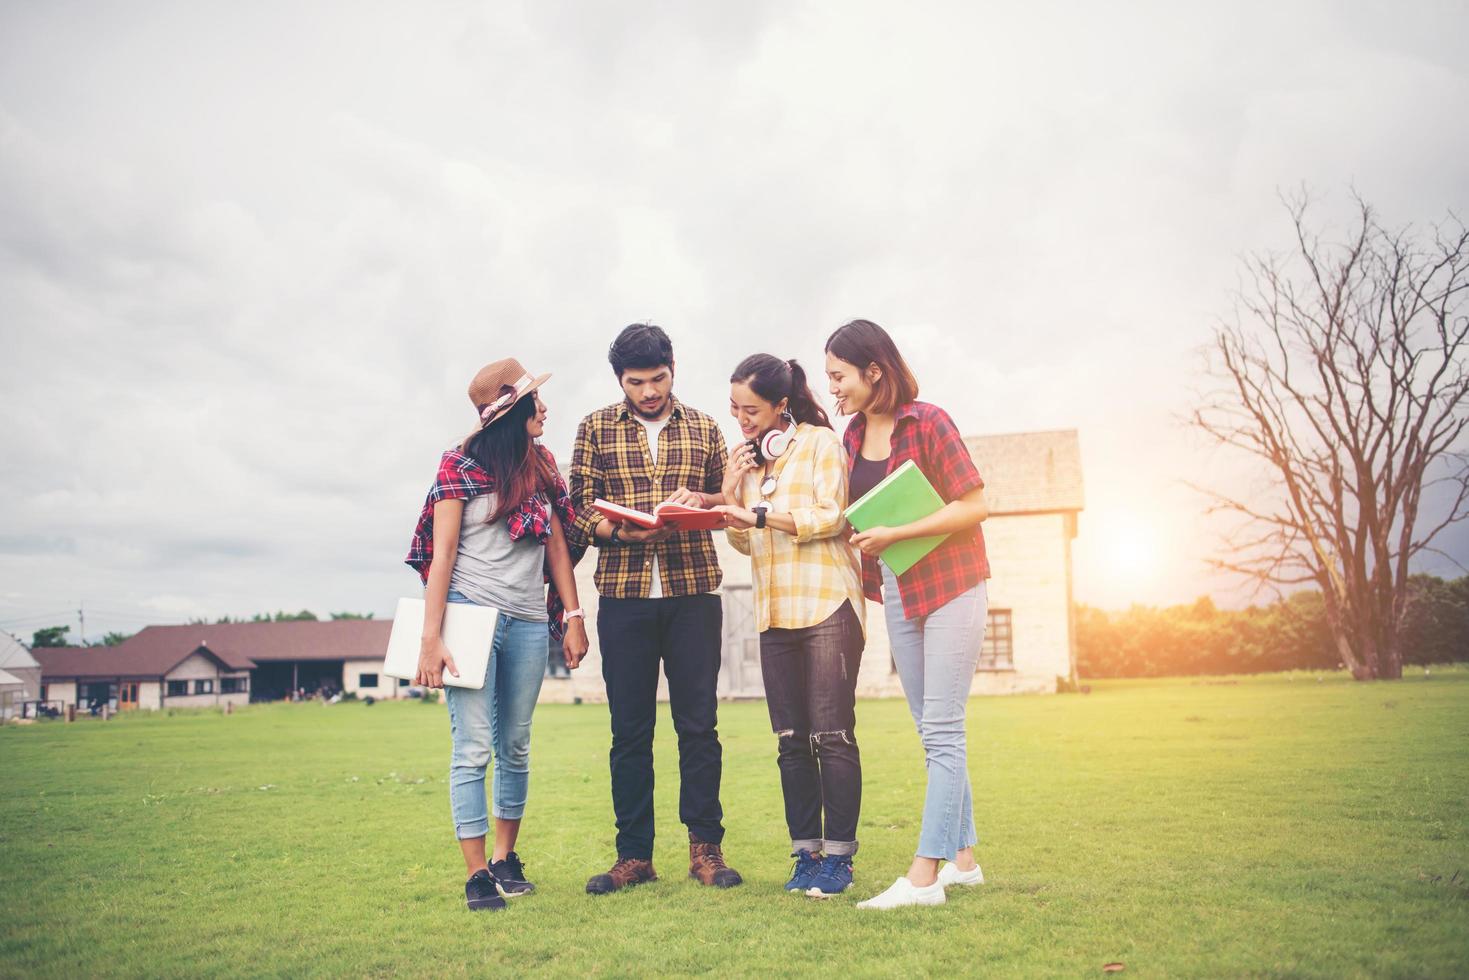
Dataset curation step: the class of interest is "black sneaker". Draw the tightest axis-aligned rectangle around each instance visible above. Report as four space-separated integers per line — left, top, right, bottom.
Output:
465 869 507 911
489 851 536 898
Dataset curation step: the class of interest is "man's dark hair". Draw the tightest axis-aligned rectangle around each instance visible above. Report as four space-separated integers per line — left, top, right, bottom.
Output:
608 323 674 377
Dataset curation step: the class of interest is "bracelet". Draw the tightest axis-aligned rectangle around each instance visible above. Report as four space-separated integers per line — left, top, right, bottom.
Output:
564 608 585 621
609 523 623 545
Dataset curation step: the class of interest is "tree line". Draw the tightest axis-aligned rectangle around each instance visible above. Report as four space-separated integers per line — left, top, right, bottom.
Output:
1077 574 1469 678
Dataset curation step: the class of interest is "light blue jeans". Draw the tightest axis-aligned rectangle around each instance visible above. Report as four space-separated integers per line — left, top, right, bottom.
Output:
881 563 987 860
442 590 549 838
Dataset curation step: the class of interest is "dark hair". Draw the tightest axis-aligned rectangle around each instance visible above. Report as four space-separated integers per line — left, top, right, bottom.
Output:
463 393 557 523
824 319 919 415
730 353 832 429
608 323 674 377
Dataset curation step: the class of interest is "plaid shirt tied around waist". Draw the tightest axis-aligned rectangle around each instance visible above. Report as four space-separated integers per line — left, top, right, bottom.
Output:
841 401 990 621
567 397 727 598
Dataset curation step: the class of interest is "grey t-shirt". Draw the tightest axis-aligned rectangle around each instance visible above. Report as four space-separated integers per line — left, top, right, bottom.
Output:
448 493 548 622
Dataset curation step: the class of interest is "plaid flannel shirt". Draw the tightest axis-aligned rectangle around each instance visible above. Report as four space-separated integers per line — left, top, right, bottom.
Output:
841 401 990 621
566 396 727 598
404 445 578 639
726 423 865 634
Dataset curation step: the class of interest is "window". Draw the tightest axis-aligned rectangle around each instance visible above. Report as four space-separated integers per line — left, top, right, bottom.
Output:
978 610 1014 671
221 677 247 694
166 680 188 697
193 679 214 695
398 678 409 687
40 684 48 700
358 673 378 688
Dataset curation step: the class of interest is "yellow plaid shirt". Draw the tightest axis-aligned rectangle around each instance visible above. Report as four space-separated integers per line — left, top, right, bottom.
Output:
567 396 727 598
726 423 865 634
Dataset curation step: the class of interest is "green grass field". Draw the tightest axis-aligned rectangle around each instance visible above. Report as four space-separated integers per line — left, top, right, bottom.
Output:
2 668 1467 978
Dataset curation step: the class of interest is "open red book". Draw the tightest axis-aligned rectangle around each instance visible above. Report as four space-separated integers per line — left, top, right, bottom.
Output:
593 498 726 531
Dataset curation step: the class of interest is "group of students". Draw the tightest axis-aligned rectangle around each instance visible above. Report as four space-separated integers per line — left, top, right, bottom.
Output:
406 319 992 912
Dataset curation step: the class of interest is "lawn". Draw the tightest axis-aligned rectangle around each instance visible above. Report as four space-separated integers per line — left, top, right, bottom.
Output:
1 668 1467 978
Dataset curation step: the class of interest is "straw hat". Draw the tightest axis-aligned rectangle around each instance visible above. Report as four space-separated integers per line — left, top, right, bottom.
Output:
461 358 551 448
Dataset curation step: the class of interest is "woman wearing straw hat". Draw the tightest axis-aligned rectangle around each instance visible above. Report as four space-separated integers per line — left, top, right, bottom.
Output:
406 358 590 912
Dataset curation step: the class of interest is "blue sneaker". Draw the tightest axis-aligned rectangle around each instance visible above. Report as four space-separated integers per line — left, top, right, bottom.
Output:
785 849 823 892
805 854 854 898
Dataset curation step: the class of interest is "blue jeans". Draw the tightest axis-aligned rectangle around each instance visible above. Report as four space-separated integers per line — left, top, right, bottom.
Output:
442 590 548 838
881 563 986 860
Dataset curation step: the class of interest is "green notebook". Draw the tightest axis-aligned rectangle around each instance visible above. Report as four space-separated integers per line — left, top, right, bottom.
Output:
844 459 950 576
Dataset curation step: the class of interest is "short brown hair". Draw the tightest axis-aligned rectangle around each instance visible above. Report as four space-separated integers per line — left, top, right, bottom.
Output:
824 319 919 415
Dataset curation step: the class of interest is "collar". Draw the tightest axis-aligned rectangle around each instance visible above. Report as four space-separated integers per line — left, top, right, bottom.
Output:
617 394 685 423
847 402 918 439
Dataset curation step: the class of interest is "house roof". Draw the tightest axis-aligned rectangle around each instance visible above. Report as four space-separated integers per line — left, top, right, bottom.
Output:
31 646 136 680
0 668 23 688
35 620 392 680
965 429 1084 515
0 632 41 670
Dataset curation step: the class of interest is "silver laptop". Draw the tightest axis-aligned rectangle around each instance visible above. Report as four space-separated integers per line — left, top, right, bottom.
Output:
383 596 497 690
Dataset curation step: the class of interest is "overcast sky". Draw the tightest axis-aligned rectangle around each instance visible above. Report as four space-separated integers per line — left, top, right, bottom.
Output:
2 1 1467 641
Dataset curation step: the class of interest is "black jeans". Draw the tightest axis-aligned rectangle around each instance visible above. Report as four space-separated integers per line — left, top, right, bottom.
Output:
598 593 724 860
759 600 864 855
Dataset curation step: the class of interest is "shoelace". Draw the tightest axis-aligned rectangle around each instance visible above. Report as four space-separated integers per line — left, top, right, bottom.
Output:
610 857 644 878
791 852 821 878
695 845 729 871
500 851 527 880
818 854 849 877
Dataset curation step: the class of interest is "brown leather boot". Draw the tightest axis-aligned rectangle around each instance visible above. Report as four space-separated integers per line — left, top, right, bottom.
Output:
688 834 743 888
586 857 658 895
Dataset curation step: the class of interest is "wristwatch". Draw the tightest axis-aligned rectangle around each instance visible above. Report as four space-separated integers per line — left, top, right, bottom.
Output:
609 523 623 545
754 504 769 529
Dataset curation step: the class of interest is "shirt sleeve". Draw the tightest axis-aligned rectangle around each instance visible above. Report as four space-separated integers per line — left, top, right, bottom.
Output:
923 406 985 502
704 420 728 497
788 430 848 543
567 418 605 550
725 526 751 556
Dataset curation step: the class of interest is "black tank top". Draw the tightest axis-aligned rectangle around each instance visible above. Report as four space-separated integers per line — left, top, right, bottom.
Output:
849 454 888 504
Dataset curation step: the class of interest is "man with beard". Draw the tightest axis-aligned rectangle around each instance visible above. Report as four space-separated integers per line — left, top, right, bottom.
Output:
567 323 743 894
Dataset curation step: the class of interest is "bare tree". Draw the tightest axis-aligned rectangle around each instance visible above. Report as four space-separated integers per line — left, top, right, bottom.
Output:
1192 193 1469 680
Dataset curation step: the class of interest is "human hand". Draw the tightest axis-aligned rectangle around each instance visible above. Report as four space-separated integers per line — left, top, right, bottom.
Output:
722 441 758 503
850 525 901 557
715 504 757 530
664 487 706 508
617 523 675 544
414 637 460 688
562 618 589 670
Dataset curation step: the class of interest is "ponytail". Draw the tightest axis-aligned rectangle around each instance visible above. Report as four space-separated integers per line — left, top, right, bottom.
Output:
785 360 832 429
730 353 834 430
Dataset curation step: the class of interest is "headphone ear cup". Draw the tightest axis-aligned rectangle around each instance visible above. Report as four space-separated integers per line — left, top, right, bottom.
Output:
761 426 791 460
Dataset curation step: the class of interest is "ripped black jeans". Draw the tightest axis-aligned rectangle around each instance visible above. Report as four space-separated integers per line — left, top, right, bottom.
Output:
759 600 864 856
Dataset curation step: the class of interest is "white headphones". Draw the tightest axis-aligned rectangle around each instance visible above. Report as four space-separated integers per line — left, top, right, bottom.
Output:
757 412 797 462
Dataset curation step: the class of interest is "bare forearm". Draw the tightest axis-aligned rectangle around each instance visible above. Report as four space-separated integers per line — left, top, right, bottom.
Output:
422 558 453 641
893 498 988 540
547 522 580 609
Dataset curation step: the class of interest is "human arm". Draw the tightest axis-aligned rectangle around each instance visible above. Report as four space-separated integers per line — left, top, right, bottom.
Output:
546 512 589 669
415 498 464 687
851 405 988 558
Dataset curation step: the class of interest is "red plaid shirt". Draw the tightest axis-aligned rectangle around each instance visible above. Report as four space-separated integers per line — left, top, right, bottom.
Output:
404 445 578 638
842 401 990 620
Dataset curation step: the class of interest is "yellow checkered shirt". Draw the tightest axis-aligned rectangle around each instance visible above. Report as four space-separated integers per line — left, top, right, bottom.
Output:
726 423 866 634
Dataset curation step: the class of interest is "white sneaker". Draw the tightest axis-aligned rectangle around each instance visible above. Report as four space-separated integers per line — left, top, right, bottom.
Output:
937 861 984 887
855 876 946 909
